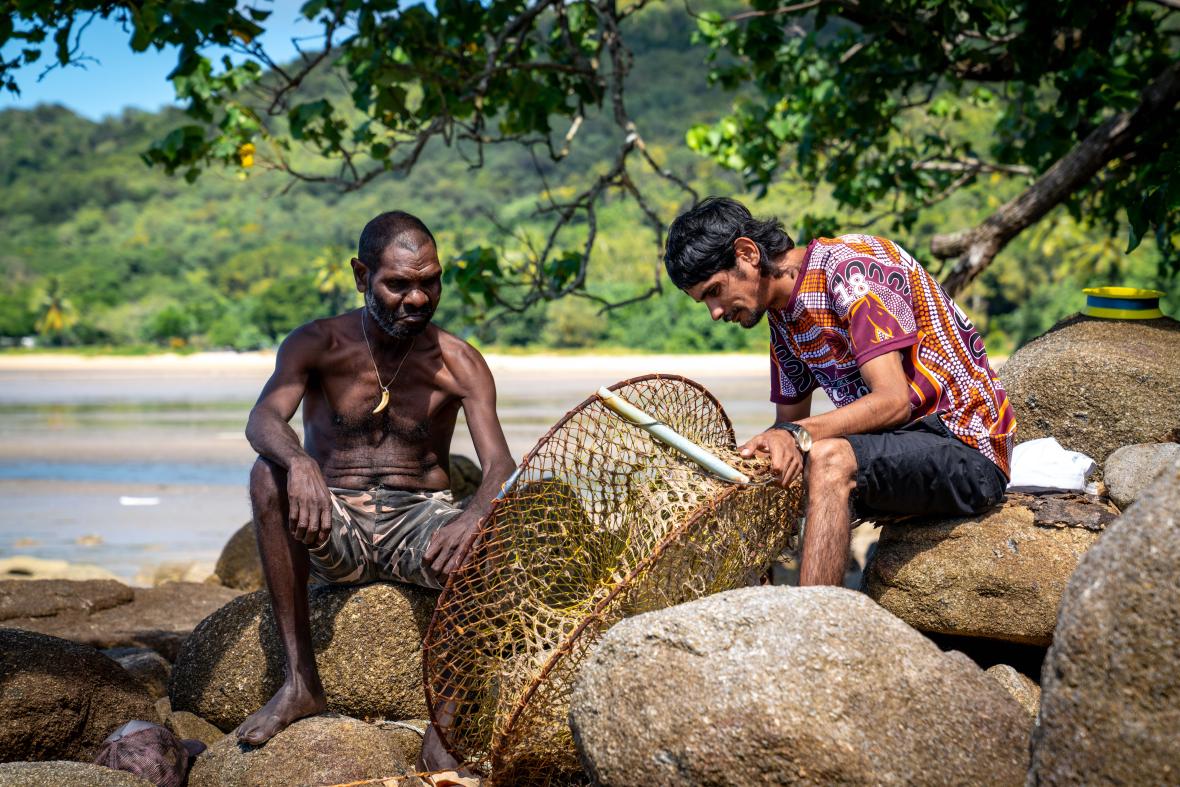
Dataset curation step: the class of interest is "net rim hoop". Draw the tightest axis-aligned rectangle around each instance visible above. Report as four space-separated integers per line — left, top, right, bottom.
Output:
421 374 740 772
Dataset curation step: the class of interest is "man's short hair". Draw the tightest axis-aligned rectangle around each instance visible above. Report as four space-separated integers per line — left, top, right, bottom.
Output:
664 197 795 290
358 211 437 267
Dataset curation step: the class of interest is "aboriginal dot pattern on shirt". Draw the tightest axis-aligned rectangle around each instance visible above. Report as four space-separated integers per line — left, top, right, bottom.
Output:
768 234 1015 475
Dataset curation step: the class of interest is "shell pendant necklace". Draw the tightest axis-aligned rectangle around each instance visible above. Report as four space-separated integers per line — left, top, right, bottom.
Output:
360 310 417 414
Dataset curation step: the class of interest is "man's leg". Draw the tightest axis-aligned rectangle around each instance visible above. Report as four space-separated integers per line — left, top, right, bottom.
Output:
798 437 858 586
235 458 327 745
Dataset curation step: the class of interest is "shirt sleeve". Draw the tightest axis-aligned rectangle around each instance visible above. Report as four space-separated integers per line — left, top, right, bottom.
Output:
831 260 920 366
769 327 818 405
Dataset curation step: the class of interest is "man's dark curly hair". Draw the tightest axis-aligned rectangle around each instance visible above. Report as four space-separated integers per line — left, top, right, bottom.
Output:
663 197 794 290
358 211 436 268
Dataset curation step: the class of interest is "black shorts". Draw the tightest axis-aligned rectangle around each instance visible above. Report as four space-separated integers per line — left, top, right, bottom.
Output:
844 414 1008 519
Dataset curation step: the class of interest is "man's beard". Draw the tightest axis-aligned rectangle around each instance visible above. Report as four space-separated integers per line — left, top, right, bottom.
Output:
731 307 766 329
739 307 766 328
365 289 432 339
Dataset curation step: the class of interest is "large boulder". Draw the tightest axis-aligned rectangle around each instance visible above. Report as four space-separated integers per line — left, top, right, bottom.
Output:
0 629 156 762
1030 454 1180 783
864 493 1115 646
570 586 1028 786
1102 442 1180 510
0 579 133 620
170 582 436 731
1001 315 1180 461
0 761 153 786
2 581 242 662
186 714 415 787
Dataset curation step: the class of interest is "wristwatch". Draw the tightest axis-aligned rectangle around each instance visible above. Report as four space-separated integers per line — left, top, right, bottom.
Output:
771 421 813 453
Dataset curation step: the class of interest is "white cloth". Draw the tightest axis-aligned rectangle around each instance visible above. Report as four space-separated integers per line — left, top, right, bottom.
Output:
1006 437 1095 491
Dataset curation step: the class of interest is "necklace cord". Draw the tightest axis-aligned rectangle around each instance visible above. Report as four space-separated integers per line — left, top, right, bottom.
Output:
361 309 417 393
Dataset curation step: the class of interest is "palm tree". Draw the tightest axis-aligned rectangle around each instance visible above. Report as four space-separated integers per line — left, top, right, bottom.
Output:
34 276 77 344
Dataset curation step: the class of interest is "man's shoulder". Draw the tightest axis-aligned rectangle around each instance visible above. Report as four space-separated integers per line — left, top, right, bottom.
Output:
435 326 489 368
813 234 908 261
279 313 351 357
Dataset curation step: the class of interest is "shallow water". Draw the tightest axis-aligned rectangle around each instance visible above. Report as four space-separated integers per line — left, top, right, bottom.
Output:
0 358 830 583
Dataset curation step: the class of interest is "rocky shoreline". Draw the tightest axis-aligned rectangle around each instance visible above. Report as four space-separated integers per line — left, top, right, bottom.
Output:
1 315 1177 786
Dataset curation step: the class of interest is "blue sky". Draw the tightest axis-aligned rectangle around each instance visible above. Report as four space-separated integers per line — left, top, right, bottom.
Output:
1 3 326 120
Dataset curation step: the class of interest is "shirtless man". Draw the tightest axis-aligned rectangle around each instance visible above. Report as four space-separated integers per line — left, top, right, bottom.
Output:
236 211 514 768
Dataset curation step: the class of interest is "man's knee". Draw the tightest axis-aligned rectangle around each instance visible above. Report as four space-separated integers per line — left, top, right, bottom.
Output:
804 438 857 491
250 457 285 509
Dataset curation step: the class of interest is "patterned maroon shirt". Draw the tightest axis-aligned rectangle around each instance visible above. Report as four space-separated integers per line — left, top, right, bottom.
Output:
769 234 1015 475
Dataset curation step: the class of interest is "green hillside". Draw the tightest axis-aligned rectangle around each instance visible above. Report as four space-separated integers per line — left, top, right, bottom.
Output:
0 4 1173 354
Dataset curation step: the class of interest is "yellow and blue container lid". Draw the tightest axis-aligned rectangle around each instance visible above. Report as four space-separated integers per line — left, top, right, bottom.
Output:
1082 286 1165 320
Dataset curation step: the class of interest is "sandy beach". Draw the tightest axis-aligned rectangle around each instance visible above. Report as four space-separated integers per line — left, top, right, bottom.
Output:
0 349 772 379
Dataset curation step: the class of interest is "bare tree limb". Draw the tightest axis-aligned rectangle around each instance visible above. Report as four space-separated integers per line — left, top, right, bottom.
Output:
729 1 821 22
913 159 1034 176
933 58 1180 295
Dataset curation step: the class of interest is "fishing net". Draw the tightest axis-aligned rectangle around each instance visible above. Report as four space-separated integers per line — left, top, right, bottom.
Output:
422 374 803 785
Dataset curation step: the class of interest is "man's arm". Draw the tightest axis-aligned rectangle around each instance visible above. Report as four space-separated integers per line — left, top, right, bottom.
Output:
740 351 912 486
245 325 334 546
423 346 515 577
795 351 911 440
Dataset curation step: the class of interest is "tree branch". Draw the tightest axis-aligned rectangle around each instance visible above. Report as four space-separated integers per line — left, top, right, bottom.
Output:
728 1 821 22
933 59 1180 295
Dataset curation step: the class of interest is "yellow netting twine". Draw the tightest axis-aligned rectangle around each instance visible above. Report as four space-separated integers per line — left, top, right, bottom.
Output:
422 375 803 785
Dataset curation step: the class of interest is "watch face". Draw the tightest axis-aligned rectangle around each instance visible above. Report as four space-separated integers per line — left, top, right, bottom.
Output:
796 428 813 452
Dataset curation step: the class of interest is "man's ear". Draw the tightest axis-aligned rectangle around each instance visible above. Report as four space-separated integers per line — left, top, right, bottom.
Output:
350 257 369 293
733 236 761 274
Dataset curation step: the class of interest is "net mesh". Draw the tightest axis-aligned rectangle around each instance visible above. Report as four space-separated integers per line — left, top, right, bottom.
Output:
422 374 803 785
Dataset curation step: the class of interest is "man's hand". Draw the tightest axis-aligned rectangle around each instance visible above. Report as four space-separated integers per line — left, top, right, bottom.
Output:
286 456 333 546
424 512 481 580
739 429 804 488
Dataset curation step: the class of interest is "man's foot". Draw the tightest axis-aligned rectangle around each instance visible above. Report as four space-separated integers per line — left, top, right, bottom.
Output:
418 722 464 772
235 678 326 746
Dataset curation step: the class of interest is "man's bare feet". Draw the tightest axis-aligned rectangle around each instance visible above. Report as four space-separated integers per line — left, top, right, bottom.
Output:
235 677 326 746
418 722 463 772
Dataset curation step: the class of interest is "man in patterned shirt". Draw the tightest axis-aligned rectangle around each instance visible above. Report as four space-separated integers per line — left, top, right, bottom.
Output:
664 197 1015 586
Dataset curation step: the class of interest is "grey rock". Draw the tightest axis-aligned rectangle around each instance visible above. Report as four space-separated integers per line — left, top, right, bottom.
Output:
1030 454 1180 784
170 582 436 731
0 629 156 762
103 647 172 700
570 586 1028 786
1103 442 1180 509
0 761 153 786
864 494 1111 646
985 664 1040 721
186 714 414 787
2 581 242 661
1001 315 1180 462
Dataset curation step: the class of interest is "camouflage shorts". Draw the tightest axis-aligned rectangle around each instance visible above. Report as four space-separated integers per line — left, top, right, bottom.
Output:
307 487 464 590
